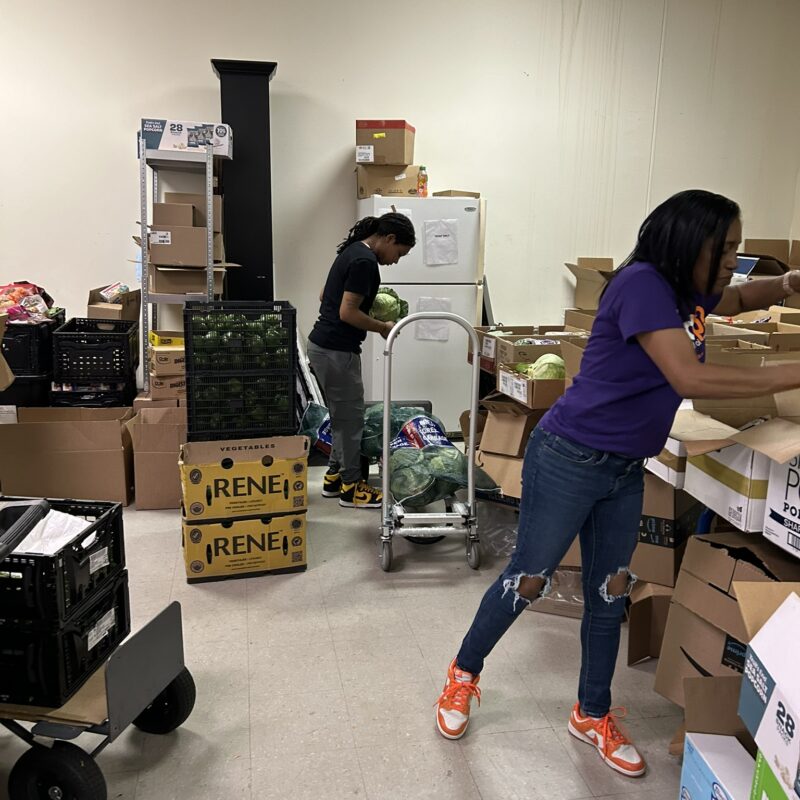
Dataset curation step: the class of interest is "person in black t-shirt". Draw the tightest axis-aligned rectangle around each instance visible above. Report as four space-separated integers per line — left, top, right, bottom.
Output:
308 213 416 509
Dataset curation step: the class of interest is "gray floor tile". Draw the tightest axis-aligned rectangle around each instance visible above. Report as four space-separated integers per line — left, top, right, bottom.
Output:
251 748 366 799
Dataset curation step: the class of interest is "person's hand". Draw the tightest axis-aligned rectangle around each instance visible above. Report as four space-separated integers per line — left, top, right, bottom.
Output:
380 320 395 340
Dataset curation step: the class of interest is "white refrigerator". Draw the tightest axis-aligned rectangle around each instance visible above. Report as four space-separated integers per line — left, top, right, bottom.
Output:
357 196 485 432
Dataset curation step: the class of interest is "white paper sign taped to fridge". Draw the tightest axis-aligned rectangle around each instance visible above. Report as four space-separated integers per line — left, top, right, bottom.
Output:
356 145 374 163
424 219 459 266
415 297 452 342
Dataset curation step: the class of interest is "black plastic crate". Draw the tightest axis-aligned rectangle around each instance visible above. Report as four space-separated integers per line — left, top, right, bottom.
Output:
0 571 130 707
187 372 296 442
184 301 296 375
0 374 51 407
53 317 139 381
0 497 125 625
50 379 136 408
0 311 65 376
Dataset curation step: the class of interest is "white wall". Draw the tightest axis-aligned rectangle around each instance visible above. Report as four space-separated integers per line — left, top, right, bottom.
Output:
2 0 800 338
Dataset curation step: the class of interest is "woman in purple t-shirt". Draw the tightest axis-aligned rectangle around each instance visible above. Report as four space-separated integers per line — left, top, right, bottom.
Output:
434 189 800 777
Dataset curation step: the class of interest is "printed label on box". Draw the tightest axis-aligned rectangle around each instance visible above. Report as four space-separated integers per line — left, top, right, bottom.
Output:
356 145 374 163
87 609 116 651
722 634 747 673
510 376 528 404
482 337 497 358
89 547 109 574
149 231 171 245
499 370 513 395
394 172 407 181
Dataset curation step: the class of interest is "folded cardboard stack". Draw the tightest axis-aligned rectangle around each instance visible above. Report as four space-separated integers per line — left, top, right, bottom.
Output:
178 435 310 582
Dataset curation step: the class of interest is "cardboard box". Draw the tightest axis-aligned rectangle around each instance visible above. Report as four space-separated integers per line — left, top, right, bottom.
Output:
476 450 523 499
433 190 480 198
0 408 134 505
87 287 141 322
680 733 755 800
531 567 583 620
182 512 307 582
470 326 538 373
355 119 415 165
180 436 309 521
493 336 563 368
140 119 233 158
739 592 800 798
356 165 421 199
149 265 228 296
149 374 186 400
132 393 185 411
564 258 615 310
130 407 187 510
479 393 544 458
560 337 588 389
751 750 793 799
163 192 223 232
149 346 185 377
764 452 800 562
149 330 184 347
459 408 487 451
148 225 224 267
710 321 800 352
627 582 673 665
496 363 564 410
0 315 15 392
631 473 702 587
745 240 793 263
563 308 598 332
153 203 198 227
654 533 800 707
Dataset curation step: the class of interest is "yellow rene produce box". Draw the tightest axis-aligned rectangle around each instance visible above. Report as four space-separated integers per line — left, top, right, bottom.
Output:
180 435 309 520
182 512 307 582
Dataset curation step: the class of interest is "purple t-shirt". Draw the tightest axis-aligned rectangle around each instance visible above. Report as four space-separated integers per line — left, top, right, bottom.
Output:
540 261 720 458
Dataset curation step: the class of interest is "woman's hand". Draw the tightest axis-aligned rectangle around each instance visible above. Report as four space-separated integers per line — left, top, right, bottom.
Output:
380 321 395 340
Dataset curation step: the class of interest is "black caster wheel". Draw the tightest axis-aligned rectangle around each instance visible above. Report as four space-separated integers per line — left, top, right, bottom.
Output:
8 741 106 800
466 540 481 570
379 540 393 571
133 667 196 734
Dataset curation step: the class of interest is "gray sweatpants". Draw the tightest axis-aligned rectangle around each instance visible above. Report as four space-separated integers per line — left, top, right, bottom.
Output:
307 340 365 484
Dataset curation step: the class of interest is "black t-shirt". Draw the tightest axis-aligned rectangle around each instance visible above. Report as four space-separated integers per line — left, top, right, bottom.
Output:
309 242 380 353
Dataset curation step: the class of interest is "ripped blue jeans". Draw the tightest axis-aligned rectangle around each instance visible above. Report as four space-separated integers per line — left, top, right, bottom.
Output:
456 426 644 717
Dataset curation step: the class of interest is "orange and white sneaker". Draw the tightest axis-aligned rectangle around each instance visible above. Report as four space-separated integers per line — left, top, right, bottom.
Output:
435 659 481 740
568 704 646 777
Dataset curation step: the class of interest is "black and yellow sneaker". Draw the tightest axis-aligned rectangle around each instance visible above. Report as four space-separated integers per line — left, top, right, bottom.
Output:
322 468 341 498
339 480 383 509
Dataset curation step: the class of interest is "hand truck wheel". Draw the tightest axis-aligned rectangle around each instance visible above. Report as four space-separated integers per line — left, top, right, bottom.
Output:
8 741 107 800
379 540 393 572
466 539 481 570
404 535 446 545
133 667 196 735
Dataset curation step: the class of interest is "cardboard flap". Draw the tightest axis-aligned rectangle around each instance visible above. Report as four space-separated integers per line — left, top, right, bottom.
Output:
729 416 800 464
564 262 614 283
667 410 738 456
479 392 535 416
733 581 800 641
180 435 309 466
684 676 747 737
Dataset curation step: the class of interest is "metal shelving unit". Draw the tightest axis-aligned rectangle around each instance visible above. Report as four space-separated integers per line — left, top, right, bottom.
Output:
138 140 226 392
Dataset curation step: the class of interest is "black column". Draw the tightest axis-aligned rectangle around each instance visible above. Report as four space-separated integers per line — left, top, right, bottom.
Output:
212 59 278 301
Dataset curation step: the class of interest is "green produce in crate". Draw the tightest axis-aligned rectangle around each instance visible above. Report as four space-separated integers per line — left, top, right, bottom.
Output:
226 378 243 397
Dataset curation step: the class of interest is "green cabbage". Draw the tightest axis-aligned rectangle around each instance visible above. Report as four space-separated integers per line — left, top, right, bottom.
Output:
370 287 409 322
529 353 565 379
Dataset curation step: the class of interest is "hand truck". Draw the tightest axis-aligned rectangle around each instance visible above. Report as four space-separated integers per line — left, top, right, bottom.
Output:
378 312 482 572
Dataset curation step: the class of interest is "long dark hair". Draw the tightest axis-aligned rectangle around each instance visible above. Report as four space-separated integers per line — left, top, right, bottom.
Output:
613 189 740 314
336 212 416 255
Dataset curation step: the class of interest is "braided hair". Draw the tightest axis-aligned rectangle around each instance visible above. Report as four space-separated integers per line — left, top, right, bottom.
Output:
336 212 416 254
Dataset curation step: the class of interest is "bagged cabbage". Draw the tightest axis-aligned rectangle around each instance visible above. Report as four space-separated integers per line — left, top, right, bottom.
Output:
370 287 409 323
361 403 425 460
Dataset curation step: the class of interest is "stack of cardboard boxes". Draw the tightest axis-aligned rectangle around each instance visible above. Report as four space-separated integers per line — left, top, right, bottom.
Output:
355 120 421 199
148 192 232 297
178 435 309 582
147 329 186 402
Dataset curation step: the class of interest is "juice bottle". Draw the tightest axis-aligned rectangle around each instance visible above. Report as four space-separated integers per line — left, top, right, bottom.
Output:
417 166 428 198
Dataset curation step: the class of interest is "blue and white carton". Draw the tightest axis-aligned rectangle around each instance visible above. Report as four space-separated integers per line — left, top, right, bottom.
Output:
680 732 754 800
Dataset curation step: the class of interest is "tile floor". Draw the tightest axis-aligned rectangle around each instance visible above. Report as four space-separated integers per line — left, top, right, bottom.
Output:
0 468 683 799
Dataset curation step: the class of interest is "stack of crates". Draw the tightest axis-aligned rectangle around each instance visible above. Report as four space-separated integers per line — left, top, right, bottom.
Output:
51 318 139 407
0 310 66 408
0 498 130 707
179 435 309 582
183 301 297 441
